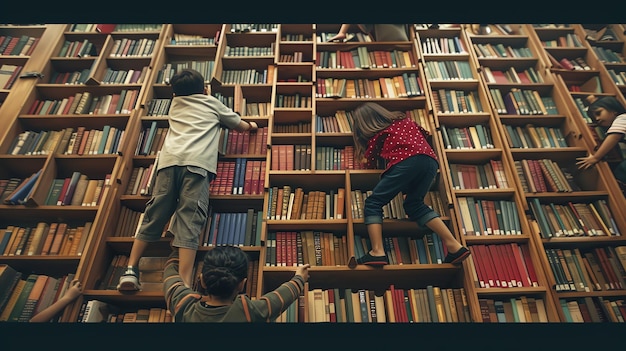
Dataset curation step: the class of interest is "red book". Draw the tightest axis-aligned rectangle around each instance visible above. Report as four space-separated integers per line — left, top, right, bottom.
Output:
468 246 486 288
243 160 254 195
486 244 508 288
475 244 497 288
491 70 509 84
499 244 520 287
559 58 575 70
327 288 337 322
271 145 280 171
258 161 266 193
96 24 116 34
506 243 529 287
594 248 619 290
56 178 71 206
520 244 539 287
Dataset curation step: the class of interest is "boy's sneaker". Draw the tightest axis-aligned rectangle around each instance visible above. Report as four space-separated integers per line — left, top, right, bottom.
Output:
117 267 141 291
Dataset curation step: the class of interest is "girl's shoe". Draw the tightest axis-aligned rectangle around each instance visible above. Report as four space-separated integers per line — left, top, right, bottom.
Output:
443 247 470 265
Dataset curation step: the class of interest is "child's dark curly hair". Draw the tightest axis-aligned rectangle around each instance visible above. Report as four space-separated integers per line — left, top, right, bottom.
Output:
201 245 248 299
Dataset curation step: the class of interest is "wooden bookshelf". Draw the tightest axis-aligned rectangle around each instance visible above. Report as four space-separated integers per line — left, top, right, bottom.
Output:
1 23 625 323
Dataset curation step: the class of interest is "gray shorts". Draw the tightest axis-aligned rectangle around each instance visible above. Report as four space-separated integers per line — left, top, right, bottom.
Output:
135 165 213 249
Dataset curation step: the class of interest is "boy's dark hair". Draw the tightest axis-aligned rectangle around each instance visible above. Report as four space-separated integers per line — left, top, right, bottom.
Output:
170 68 205 96
201 245 249 299
587 95 626 120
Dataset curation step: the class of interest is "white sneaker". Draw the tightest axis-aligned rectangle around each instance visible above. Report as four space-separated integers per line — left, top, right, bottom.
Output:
117 267 141 291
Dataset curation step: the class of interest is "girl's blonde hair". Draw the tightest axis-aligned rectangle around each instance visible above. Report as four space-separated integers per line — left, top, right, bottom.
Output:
351 102 405 159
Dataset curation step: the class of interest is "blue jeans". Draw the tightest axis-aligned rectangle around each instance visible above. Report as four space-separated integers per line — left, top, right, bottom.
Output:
135 165 214 249
363 154 440 227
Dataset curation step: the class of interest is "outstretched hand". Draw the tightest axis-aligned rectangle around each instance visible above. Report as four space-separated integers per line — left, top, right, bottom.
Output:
327 33 346 42
576 155 599 170
64 279 83 301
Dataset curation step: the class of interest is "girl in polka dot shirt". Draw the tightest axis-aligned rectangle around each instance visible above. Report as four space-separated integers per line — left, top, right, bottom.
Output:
350 102 469 266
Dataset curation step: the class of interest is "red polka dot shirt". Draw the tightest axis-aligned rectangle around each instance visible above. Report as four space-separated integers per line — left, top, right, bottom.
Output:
364 117 437 171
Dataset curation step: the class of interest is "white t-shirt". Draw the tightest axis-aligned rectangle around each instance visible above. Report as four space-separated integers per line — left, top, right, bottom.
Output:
158 94 241 174
607 113 626 140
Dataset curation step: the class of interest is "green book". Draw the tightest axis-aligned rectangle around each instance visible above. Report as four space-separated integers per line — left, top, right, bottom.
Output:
97 125 111 155
559 299 573 322
343 288 354 322
333 288 344 322
425 285 439 322
7 274 38 322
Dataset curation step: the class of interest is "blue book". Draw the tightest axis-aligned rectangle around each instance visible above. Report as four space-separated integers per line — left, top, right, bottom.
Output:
223 213 236 245
6 169 42 205
97 125 111 154
414 237 429 264
0 227 14 254
141 121 158 155
237 159 247 195
231 212 241 246
61 171 81 206
215 212 228 246
254 211 262 246
207 212 220 246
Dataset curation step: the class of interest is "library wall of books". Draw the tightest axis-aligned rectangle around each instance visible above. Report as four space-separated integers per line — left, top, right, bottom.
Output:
1 23 625 323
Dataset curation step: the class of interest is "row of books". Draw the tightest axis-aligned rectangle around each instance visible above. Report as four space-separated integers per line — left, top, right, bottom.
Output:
57 39 96 58
472 42 533 58
432 89 484 114
145 98 171 117
355 232 448 265
78 300 172 323
135 122 168 156
420 36 467 55
270 144 312 171
315 145 369 171
545 246 626 293
224 44 275 57
606 68 626 86
170 33 216 46
125 163 158 196
0 34 39 57
559 297 625 322
27 89 140 115
479 296 548 322
448 160 509 190
315 74 424 99
591 46 624 64
210 159 266 196
0 221 93 257
264 231 348 267
202 209 263 247
274 121 312 134
305 285 470 323
456 197 521 236
440 124 495 150
514 159 579 193
423 60 474 81
316 47 416 69
46 172 112 206
109 38 156 58
0 267 76 322
504 124 568 149
267 186 345 221
0 64 23 89
481 65 544 84
528 198 620 238
315 31 373 43
468 243 540 289
219 127 268 156
1 170 41 205
278 51 305 63
220 67 269 85
350 190 407 220
490 87 556 115
541 33 584 48
100 66 150 84
155 60 215 84
275 93 312 108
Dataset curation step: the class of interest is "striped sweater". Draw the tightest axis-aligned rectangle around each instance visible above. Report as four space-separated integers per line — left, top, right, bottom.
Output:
163 250 305 322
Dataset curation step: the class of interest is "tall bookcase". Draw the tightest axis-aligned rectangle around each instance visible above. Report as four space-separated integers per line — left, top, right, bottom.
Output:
417 24 560 322
1 23 625 323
